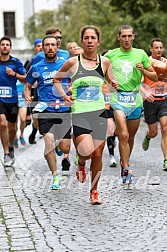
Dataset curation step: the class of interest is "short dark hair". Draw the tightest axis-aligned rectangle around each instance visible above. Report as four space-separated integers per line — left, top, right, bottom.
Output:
42 35 57 46
0 36 12 46
45 27 62 35
150 38 164 47
80 25 101 41
118 25 135 36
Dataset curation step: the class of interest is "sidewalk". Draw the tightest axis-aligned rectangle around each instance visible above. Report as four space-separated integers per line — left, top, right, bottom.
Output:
0 120 167 251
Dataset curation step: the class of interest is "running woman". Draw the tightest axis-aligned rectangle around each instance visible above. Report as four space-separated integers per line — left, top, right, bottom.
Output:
54 25 117 204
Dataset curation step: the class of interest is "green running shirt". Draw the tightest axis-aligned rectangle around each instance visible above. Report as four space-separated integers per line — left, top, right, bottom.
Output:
105 48 151 108
71 54 105 113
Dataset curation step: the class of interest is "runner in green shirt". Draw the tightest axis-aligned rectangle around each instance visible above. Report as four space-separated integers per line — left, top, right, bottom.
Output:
105 25 157 187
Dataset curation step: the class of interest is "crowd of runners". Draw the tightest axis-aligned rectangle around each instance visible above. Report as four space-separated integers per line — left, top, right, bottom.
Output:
0 23 167 205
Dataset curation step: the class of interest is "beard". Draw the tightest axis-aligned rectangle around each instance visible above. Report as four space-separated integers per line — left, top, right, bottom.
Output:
1 51 9 56
45 52 57 60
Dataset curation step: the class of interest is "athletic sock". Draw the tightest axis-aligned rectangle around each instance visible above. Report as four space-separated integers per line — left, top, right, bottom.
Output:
9 147 14 152
107 135 115 156
31 125 38 136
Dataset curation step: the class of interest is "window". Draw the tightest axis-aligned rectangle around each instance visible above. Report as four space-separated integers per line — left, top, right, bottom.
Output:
3 12 16 37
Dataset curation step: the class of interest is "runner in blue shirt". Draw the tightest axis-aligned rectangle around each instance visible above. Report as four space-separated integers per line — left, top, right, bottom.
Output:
0 36 26 167
25 35 71 190
29 28 71 172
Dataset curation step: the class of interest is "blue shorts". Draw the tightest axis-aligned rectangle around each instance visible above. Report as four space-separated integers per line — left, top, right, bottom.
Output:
18 99 27 108
112 104 143 120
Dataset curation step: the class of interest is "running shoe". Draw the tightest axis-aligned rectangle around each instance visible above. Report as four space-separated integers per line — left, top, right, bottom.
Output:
121 167 132 184
55 145 63 156
4 154 14 167
14 139 18 148
20 136 26 145
76 163 86 183
163 160 167 171
110 155 117 167
142 135 150 151
51 175 61 190
90 190 102 205
29 133 36 144
61 158 70 171
75 152 79 165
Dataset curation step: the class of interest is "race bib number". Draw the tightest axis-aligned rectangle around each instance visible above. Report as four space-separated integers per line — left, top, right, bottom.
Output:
0 87 12 98
77 86 100 101
118 92 136 105
154 84 165 95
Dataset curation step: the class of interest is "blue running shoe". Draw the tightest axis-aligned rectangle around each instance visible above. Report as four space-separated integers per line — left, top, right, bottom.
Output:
14 139 18 148
121 168 132 185
55 145 63 156
51 175 61 190
20 136 26 145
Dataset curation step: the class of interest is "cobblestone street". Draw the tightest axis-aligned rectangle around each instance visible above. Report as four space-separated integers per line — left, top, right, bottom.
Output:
0 119 167 252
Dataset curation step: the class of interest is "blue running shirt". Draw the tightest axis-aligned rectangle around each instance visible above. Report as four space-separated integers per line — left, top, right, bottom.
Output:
26 57 70 112
0 56 26 103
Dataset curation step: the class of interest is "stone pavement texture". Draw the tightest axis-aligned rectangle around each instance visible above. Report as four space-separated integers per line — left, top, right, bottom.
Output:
0 120 167 252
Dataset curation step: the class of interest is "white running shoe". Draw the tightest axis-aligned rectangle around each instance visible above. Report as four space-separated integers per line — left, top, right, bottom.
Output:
110 155 117 167
4 154 14 167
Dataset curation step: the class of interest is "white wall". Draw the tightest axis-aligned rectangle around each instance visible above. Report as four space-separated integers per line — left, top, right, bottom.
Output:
0 0 24 38
0 0 60 52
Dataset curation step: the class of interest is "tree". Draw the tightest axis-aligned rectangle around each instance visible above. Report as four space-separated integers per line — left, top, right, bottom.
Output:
24 0 167 53
24 10 56 45
54 0 129 52
110 0 167 52
24 0 128 51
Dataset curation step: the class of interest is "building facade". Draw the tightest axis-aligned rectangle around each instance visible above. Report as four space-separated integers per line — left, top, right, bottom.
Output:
0 0 60 61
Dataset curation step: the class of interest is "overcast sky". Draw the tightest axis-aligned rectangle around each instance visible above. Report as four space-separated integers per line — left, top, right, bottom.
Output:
34 0 62 12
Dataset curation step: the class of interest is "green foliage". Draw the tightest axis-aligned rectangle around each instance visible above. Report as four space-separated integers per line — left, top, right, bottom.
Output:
24 10 55 44
24 0 167 53
110 0 160 19
134 12 167 53
54 0 132 52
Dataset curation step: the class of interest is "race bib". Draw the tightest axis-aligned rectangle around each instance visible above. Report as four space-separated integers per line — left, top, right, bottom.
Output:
0 87 12 98
154 84 166 96
118 91 136 105
77 86 100 101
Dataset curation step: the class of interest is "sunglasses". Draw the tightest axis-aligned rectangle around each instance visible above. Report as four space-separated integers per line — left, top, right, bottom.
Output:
55 36 62 40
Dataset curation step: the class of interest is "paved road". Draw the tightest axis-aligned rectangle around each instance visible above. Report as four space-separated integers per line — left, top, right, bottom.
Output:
0 118 167 252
